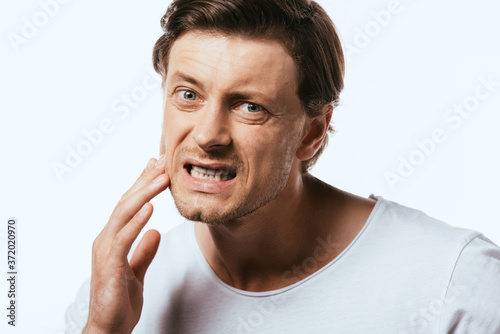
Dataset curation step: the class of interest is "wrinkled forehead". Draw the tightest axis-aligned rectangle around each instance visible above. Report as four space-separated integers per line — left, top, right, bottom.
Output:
165 31 300 104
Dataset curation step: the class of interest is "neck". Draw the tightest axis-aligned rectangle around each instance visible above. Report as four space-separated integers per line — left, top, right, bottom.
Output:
195 172 359 292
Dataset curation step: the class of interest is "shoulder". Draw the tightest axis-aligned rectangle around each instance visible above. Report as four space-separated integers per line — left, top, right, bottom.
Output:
438 234 500 332
64 276 91 333
362 196 500 331
357 196 486 287
369 195 482 249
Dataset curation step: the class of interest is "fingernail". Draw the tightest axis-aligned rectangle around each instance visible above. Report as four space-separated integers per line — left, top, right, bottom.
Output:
146 158 155 171
153 174 166 184
155 154 165 167
140 203 149 213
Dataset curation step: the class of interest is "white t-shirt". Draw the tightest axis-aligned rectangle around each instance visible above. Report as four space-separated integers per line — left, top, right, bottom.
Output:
65 195 500 333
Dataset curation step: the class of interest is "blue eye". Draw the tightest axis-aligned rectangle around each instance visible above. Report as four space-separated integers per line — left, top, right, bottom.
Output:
243 103 262 113
179 90 197 101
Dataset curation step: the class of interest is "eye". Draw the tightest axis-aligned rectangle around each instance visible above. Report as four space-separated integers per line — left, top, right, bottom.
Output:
177 90 197 101
239 102 264 114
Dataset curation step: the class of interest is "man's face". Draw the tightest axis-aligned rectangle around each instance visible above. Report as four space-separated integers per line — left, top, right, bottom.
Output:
161 31 308 225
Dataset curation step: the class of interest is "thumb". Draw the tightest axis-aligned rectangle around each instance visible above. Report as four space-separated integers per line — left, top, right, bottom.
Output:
130 229 161 284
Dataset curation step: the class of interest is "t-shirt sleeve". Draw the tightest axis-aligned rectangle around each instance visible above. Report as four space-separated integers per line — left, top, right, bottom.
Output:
439 234 500 333
64 276 91 334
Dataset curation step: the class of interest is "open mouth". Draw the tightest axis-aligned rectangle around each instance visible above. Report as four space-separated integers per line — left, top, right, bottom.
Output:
185 164 237 182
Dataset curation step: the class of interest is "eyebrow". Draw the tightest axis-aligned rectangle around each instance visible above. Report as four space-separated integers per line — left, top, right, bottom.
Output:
170 71 205 91
169 71 278 110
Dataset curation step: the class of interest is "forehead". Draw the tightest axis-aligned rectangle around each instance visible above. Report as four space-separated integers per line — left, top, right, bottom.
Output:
166 31 299 106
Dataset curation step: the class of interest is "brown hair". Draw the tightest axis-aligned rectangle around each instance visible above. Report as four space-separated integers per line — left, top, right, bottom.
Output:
152 0 345 173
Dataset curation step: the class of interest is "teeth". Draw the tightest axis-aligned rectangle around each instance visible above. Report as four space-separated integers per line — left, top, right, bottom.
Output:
197 166 207 174
192 165 230 176
190 165 234 181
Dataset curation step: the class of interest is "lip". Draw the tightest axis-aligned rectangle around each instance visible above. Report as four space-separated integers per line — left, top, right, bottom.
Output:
182 159 237 194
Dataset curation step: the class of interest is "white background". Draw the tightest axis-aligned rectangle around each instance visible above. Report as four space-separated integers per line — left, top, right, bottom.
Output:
1 0 499 333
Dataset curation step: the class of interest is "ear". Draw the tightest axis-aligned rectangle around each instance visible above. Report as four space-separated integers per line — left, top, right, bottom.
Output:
295 105 333 161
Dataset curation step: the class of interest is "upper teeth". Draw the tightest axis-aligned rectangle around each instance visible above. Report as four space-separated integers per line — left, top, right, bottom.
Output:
192 165 231 176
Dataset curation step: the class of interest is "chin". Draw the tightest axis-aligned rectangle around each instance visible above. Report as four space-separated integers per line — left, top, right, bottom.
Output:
169 189 229 226
177 205 236 226
171 190 261 227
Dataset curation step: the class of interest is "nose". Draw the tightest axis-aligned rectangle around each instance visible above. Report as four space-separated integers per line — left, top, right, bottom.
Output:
191 102 232 151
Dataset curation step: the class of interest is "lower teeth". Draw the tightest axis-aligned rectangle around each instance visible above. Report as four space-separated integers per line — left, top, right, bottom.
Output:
190 169 232 181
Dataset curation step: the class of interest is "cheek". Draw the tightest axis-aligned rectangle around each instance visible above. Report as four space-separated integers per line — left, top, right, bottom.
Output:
241 126 294 168
162 108 193 168
164 106 193 140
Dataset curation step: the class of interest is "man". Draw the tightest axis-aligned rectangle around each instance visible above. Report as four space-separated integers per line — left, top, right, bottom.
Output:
66 0 500 333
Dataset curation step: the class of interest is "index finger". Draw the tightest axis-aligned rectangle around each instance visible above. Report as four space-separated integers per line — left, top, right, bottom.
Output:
120 155 168 203
102 168 169 241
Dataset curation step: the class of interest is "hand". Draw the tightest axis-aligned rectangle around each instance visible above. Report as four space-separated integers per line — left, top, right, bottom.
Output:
83 155 170 334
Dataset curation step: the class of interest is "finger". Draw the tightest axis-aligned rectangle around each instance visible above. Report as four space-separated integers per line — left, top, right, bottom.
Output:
130 229 161 284
128 156 165 196
107 203 154 267
104 171 169 239
120 155 167 202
